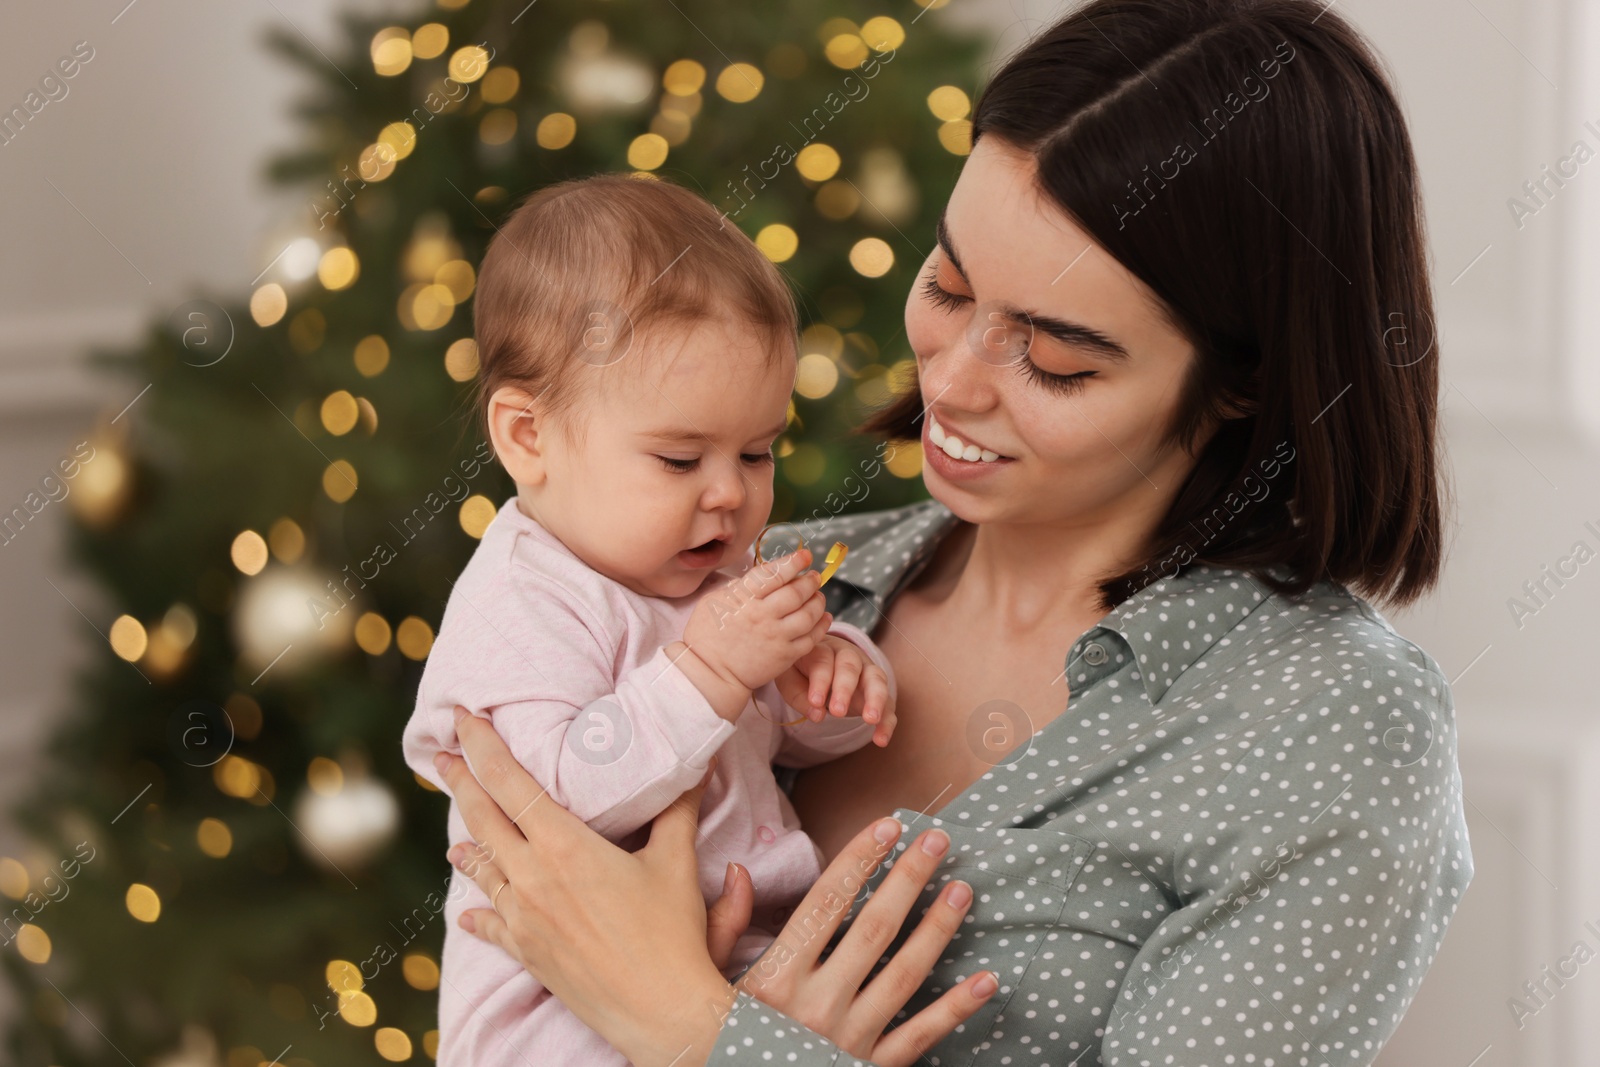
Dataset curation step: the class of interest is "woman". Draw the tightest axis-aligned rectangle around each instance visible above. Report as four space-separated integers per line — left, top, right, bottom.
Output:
431 0 1473 1063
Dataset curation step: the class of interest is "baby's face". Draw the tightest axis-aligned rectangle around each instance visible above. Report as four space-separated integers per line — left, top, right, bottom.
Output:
526 316 796 600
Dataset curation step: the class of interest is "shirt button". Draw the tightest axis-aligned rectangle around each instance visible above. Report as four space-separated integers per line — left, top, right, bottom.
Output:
1083 642 1108 666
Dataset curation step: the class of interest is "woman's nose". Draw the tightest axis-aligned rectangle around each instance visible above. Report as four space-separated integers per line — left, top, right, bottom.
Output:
921 320 1014 409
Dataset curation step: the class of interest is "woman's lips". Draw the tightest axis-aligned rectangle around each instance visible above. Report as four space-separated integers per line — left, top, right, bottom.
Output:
922 416 1015 483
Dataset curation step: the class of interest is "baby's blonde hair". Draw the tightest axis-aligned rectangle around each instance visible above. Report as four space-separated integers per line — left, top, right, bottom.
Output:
472 173 799 448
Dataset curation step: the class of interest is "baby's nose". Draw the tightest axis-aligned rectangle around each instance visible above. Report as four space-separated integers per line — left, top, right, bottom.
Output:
701 469 748 510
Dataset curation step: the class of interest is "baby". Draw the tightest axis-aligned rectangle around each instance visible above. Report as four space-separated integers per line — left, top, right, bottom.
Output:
401 173 896 1067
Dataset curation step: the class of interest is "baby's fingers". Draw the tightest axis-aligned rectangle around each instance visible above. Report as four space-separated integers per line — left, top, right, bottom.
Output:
825 671 864 723
871 702 897 747
755 551 820 606
827 651 863 717
859 667 890 725
803 639 835 722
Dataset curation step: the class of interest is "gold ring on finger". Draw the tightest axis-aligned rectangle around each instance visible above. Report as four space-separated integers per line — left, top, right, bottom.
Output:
492 879 509 915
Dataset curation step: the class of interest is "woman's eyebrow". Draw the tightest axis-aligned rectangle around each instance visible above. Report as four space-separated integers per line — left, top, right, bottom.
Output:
935 208 1132 365
1017 312 1132 364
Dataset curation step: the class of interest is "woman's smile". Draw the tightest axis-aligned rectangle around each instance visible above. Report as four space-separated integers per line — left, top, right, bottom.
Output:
927 411 1010 461
922 411 1017 482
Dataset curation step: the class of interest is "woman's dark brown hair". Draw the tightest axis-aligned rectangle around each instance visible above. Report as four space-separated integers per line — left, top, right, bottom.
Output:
860 0 1445 611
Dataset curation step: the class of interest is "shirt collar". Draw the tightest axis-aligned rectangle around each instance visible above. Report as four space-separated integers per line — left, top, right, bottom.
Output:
1088 562 1279 706
825 499 1283 708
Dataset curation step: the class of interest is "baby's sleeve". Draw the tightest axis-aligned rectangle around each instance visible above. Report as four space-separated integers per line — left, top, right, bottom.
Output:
402 573 736 842
772 618 890 768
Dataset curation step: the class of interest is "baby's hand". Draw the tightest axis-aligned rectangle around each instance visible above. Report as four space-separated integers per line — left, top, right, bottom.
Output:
682 547 830 694
776 635 897 748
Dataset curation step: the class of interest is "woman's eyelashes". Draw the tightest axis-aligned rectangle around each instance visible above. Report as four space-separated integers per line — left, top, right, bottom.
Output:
1016 361 1095 395
920 269 970 312
921 266 1097 396
656 450 774 474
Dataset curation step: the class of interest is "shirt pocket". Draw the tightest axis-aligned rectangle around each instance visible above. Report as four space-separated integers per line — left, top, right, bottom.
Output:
826 809 1095 1067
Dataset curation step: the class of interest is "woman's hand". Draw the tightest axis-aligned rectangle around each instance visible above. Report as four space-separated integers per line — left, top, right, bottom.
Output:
706 861 755 972
727 817 999 1066
439 705 994 1067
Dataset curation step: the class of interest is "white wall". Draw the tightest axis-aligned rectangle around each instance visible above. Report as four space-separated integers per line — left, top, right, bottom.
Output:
3 0 1598 1063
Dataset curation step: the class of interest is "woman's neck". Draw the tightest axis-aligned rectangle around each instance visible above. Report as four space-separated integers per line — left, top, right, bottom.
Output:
938 513 1155 635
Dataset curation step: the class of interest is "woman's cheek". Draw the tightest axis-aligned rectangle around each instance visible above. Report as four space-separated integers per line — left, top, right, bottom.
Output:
903 293 956 373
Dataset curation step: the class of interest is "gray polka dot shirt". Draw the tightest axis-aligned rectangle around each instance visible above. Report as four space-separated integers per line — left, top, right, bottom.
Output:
717 498 1474 1066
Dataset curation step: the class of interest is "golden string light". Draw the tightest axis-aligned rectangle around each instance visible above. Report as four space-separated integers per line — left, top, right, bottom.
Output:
354 612 393 655
662 59 706 95
323 460 358 503
459 495 496 538
411 23 449 60
755 224 798 263
849 237 895 277
795 143 840 182
125 883 161 923
197 817 232 858
250 283 287 327
396 617 434 660
269 518 305 563
482 67 520 103
370 27 412 77
321 391 359 436
627 133 669 170
536 112 577 149
354 335 390 377
444 338 479 381
861 17 906 50
715 63 763 102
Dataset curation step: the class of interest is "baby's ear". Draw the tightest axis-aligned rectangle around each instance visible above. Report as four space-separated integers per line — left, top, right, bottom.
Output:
486 385 557 485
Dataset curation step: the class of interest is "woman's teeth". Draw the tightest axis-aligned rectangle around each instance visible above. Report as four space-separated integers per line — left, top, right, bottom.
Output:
929 415 1003 463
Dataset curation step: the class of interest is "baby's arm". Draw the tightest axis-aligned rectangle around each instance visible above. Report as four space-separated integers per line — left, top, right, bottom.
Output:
403 586 737 843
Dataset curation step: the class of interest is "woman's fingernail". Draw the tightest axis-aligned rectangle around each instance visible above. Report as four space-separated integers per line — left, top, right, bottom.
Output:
946 880 972 908
971 971 998 998
446 844 463 867
920 829 950 856
453 706 468 722
434 752 451 774
459 912 476 934
873 817 901 844
722 862 736 894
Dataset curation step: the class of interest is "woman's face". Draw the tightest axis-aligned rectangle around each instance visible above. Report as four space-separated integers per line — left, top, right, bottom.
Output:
905 135 1211 540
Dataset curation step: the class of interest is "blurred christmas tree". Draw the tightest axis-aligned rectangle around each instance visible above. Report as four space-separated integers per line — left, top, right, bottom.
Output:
1 0 980 1063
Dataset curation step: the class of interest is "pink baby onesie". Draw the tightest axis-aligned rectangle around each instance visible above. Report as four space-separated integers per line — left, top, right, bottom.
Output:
402 497 890 1067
